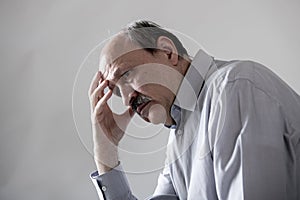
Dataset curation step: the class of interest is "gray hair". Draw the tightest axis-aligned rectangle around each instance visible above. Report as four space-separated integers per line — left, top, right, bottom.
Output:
122 20 189 59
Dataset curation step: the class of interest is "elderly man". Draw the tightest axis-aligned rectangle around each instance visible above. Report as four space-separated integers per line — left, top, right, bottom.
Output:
88 20 300 200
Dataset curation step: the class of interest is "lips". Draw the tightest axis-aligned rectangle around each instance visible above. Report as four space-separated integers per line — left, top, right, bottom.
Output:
131 95 152 115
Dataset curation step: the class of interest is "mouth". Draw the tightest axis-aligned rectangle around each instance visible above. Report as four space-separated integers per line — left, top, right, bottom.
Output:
131 95 152 115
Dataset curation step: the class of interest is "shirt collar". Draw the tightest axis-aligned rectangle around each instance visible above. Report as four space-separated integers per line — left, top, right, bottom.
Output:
166 49 214 129
173 49 214 111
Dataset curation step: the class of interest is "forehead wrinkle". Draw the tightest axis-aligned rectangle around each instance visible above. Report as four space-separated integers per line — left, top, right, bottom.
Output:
101 32 141 65
100 33 141 83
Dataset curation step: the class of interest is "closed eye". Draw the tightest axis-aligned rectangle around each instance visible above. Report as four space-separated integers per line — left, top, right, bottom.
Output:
121 70 131 80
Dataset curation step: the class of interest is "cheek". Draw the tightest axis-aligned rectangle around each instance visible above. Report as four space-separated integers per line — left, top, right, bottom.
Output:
134 84 156 96
147 104 167 124
138 84 173 105
133 73 176 95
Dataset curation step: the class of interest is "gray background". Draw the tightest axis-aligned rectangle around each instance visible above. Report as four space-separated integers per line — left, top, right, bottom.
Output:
1 0 299 199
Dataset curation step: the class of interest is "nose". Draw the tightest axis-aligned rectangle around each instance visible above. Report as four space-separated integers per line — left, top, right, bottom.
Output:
119 84 137 106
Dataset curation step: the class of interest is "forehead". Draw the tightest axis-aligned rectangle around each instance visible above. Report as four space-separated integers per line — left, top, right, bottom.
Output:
100 51 153 83
99 34 142 80
100 50 136 81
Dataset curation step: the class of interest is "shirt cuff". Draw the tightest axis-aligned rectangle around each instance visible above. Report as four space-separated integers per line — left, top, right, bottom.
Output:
90 163 131 200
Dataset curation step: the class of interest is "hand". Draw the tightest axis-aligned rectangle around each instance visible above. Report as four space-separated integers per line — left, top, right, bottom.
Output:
88 71 134 173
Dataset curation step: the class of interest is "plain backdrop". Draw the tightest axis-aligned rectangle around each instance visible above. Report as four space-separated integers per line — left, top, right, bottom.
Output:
1 0 299 199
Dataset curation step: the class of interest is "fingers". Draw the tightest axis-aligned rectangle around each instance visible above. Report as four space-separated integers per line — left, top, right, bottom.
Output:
94 89 113 114
91 79 107 98
88 71 101 97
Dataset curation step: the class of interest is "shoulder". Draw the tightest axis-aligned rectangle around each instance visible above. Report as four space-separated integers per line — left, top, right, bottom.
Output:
206 60 278 92
213 60 270 82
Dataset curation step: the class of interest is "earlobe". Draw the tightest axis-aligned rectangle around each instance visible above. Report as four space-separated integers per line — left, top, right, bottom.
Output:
156 36 179 65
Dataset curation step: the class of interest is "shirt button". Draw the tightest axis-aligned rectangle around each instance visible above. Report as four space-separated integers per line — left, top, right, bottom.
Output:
101 186 107 192
177 130 183 135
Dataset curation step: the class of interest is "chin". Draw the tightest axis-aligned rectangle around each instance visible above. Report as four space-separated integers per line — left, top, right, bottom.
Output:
147 104 167 125
148 117 163 125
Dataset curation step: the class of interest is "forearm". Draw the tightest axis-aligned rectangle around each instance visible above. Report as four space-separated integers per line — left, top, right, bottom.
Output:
94 147 118 175
92 121 120 174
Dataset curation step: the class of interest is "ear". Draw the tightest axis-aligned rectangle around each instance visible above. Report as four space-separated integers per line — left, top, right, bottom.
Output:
156 36 179 66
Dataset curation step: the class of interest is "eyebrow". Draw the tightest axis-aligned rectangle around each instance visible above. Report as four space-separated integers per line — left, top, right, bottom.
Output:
110 64 131 81
112 68 121 79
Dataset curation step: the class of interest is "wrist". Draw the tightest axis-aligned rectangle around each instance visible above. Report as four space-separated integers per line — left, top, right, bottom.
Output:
93 145 119 175
95 160 119 175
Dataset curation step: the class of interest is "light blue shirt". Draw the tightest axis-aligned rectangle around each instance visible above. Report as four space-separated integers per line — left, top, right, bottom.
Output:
91 50 300 200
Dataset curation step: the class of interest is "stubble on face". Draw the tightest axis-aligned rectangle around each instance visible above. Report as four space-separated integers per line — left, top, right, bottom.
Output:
99 33 187 126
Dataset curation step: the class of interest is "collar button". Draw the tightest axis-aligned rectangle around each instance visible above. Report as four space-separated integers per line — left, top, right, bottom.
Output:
177 129 183 135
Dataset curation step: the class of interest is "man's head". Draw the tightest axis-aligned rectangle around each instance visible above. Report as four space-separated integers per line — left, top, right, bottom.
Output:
99 20 190 126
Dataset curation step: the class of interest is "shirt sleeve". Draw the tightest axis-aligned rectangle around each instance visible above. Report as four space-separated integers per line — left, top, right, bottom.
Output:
90 163 179 200
90 163 137 200
209 77 289 200
153 165 177 196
